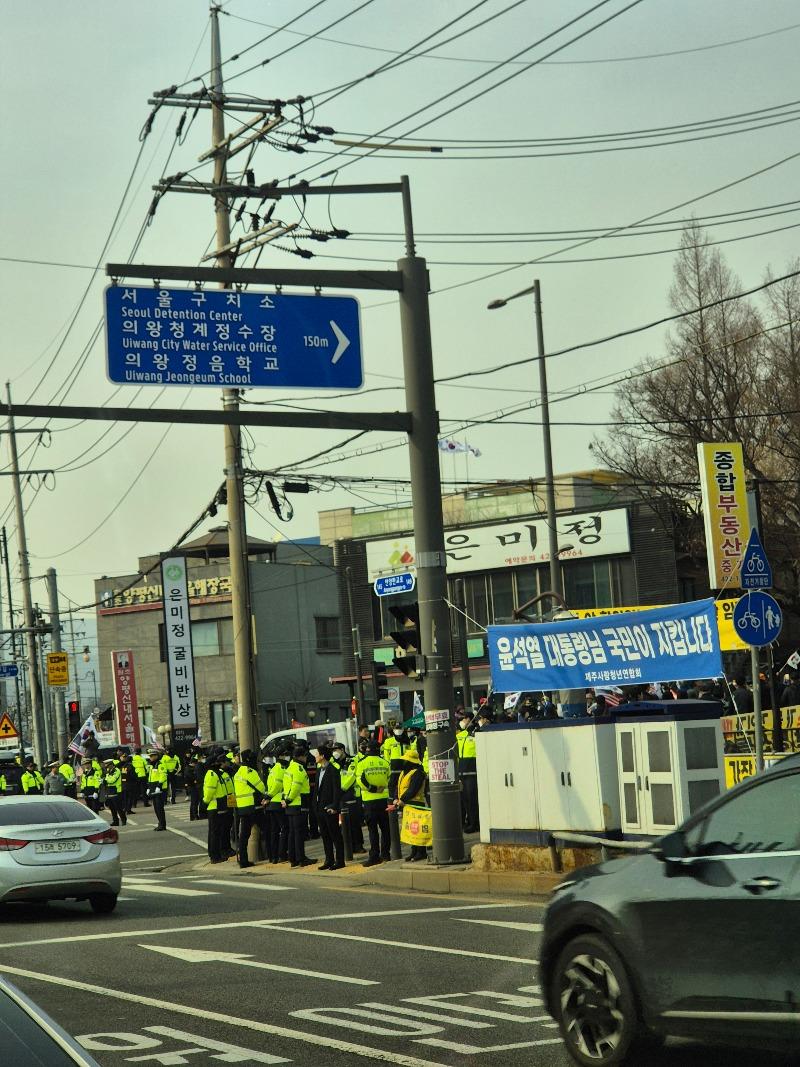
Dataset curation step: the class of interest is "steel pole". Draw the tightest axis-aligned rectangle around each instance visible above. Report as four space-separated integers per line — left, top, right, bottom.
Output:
533 280 561 599
346 567 366 722
398 176 464 865
455 579 473 712
45 568 68 760
752 646 764 771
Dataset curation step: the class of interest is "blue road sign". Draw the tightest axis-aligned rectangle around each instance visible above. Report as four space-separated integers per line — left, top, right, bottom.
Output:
374 572 416 597
733 591 783 647
105 285 363 390
741 528 772 590
0 664 18 679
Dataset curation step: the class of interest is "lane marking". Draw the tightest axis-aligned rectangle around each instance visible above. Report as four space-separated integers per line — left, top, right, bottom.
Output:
123 881 218 898
359 1003 492 1029
121 853 205 864
0 902 529 950
261 925 539 965
0 965 442 1067
191 879 291 892
454 919 544 933
165 824 207 849
140 944 378 986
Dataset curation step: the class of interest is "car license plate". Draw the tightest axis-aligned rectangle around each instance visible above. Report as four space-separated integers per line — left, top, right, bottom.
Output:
34 840 81 854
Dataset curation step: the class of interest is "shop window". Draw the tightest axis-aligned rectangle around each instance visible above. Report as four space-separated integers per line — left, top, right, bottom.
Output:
210 700 234 741
315 616 341 653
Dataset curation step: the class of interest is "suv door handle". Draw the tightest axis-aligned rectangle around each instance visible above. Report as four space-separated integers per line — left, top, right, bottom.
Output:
742 876 782 894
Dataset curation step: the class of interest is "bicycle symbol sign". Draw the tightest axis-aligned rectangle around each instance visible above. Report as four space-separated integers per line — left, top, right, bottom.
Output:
740 528 772 590
733 591 782 647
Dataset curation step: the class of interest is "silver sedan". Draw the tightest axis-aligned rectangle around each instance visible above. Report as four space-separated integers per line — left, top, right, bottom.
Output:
0 795 121 913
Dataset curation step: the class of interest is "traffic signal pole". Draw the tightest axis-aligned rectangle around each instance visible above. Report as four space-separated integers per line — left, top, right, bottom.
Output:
345 566 366 723
398 177 465 865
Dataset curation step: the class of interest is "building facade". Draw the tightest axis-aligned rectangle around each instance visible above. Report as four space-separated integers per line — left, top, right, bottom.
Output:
94 528 350 744
323 472 694 717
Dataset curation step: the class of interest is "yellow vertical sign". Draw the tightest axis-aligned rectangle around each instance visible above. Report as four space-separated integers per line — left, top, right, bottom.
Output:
46 651 69 687
697 442 750 590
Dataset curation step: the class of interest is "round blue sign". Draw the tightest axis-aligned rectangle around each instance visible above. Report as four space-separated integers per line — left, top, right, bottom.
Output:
733 591 783 647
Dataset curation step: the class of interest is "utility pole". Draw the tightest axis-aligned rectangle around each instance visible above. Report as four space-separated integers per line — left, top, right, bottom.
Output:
37 626 52 759
46 568 68 760
454 579 473 712
398 176 464 865
210 5 258 754
1 526 24 762
6 383 45 766
345 567 366 720
532 280 562 601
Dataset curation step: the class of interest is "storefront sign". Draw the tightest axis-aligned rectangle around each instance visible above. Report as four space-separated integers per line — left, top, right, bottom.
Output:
366 508 630 581
111 650 141 748
488 599 722 692
46 651 69 687
161 557 198 731
424 708 450 732
697 442 750 589
99 574 232 614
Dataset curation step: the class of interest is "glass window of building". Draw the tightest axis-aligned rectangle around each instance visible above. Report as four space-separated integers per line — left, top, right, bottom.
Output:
489 570 515 623
139 706 154 733
563 559 612 609
210 700 234 740
193 619 221 657
315 616 341 653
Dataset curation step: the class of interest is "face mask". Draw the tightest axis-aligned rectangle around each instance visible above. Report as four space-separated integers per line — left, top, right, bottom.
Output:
459 720 469 730
333 750 344 760
393 730 403 737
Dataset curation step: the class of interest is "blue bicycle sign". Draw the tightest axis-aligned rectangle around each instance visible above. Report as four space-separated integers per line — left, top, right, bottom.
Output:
733 591 782 647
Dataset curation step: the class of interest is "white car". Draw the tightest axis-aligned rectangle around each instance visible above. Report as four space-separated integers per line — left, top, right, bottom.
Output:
0 796 121 913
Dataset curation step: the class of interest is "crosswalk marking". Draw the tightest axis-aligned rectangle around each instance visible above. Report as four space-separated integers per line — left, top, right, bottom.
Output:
454 919 543 933
123 880 218 898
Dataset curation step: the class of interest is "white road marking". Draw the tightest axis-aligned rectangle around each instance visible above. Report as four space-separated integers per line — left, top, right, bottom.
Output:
261 925 539 965
191 878 291 892
140 944 378 986
165 824 207 849
0 902 528 949
123 880 217 898
359 1003 492 1029
418 1038 563 1053
454 919 544 933
0 966 441 1067
121 853 205 864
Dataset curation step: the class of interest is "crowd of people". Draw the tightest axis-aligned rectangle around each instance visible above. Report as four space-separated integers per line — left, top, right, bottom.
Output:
2 712 494 869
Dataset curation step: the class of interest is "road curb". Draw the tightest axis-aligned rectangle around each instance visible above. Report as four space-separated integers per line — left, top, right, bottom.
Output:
189 857 562 896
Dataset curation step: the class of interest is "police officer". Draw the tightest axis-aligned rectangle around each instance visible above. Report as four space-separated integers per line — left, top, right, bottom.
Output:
381 723 412 800
80 759 102 812
336 741 365 854
184 751 202 820
202 750 226 863
116 749 134 813
282 745 313 867
57 756 77 799
266 746 290 863
145 749 168 830
456 712 479 833
21 758 44 795
233 749 267 869
131 747 148 807
103 758 127 827
160 748 182 804
218 754 236 858
357 741 391 867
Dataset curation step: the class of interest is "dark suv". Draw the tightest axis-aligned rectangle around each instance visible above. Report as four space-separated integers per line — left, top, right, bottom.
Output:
540 756 800 1065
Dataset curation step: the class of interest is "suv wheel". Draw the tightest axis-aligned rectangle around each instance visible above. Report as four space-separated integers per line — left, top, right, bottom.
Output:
89 893 117 915
552 933 656 1066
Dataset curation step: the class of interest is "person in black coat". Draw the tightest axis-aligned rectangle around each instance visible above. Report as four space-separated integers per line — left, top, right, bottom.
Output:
313 744 344 871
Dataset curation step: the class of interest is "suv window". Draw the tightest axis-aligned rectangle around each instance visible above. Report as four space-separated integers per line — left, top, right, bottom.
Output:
692 772 800 856
0 799 95 825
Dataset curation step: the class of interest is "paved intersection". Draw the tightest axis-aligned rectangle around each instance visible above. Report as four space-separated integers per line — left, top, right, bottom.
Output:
0 800 792 1066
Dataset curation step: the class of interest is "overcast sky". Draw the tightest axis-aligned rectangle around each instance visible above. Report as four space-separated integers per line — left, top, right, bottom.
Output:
2 0 800 613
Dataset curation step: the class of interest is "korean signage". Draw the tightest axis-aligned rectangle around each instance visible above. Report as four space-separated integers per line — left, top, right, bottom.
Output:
697 442 750 589
366 508 630 581
99 574 232 614
161 556 198 731
46 651 69 687
488 599 722 692
572 598 747 653
105 285 363 390
111 650 142 748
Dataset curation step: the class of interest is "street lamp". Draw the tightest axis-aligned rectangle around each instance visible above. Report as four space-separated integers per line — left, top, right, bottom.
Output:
488 279 561 597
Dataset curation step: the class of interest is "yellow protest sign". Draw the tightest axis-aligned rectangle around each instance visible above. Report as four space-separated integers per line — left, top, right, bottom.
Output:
572 599 745 653
400 804 432 847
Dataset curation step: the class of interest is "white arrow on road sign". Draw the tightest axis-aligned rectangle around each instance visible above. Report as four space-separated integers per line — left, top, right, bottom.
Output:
139 944 378 986
330 320 350 364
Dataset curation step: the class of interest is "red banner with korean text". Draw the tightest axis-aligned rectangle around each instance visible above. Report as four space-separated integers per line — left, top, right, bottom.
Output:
111 650 142 748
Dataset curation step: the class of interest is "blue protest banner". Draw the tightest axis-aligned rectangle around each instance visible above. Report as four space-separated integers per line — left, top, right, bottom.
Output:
488 598 722 693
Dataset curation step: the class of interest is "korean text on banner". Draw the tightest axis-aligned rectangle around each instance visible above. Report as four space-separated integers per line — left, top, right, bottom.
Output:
161 556 198 731
111 650 142 748
572 598 747 653
697 442 750 589
488 599 722 693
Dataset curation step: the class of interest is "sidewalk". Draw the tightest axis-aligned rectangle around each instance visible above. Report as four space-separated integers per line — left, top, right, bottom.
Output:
183 832 562 897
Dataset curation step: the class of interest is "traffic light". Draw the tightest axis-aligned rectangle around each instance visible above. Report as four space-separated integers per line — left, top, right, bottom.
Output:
389 602 422 679
68 699 81 734
371 662 389 702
